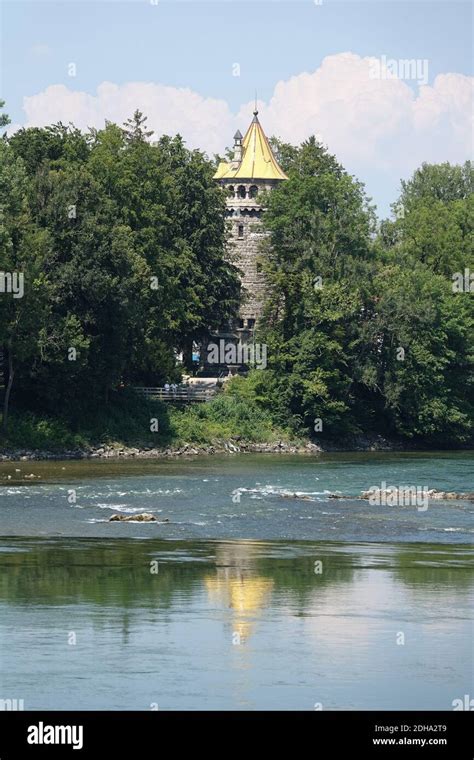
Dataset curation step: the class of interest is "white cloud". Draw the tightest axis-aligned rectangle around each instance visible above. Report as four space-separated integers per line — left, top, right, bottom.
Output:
12 53 473 211
21 81 234 155
251 54 473 172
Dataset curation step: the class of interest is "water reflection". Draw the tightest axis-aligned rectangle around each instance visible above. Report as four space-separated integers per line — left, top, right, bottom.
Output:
0 539 472 709
205 543 274 643
0 539 472 608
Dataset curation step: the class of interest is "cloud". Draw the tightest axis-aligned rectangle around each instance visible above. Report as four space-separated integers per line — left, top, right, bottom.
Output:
21 82 234 155
12 53 473 210
248 54 473 172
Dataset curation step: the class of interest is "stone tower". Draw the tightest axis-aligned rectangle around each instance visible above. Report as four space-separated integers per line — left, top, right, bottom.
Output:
213 109 288 339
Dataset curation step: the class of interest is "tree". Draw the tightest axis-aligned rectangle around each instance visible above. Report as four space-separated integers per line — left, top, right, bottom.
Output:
0 140 53 430
89 124 240 372
354 265 473 442
4 114 241 429
256 137 376 434
0 99 11 131
9 123 90 175
254 143 473 444
382 161 474 277
399 161 474 208
122 109 154 144
391 198 473 276
21 159 153 413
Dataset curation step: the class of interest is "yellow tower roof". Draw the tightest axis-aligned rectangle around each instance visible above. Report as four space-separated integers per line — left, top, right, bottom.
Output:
214 111 288 181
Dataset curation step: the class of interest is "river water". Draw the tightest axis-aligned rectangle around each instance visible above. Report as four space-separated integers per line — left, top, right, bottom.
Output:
0 452 472 709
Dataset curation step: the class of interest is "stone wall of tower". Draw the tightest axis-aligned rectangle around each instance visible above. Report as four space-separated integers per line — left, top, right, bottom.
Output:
228 214 267 324
223 179 278 330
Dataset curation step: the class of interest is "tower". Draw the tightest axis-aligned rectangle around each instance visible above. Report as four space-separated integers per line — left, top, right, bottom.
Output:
213 109 288 340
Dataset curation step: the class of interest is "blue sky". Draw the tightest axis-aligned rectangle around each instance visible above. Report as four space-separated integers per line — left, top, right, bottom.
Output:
1 1 473 216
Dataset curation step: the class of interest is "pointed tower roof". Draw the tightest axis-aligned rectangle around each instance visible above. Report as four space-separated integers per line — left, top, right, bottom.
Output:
214 110 288 181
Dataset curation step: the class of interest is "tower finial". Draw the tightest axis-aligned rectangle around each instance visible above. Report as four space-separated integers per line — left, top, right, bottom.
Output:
253 90 258 117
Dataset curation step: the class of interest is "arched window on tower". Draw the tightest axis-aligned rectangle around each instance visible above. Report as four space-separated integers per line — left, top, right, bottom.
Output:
238 224 244 238
228 185 235 198
249 185 258 199
237 185 246 199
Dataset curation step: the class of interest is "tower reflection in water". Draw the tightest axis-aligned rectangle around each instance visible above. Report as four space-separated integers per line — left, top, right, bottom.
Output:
205 543 274 644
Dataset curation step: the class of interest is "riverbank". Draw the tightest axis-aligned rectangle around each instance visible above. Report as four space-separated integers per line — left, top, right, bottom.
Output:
1 432 465 462
2 388 472 461
0 439 318 461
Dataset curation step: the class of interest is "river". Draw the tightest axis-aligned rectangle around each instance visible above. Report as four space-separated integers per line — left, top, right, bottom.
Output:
0 451 472 709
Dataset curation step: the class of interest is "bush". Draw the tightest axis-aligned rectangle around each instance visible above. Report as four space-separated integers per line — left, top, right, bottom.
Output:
0 386 294 450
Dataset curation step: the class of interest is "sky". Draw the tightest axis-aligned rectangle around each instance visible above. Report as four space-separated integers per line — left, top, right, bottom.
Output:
1 0 473 217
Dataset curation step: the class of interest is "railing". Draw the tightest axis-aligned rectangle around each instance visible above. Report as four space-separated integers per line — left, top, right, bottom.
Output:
133 386 216 403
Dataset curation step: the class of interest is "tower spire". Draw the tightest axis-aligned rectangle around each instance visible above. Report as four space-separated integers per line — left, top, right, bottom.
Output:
253 90 258 119
213 104 288 181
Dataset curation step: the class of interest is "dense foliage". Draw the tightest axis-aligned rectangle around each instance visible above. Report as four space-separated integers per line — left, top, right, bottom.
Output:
1 104 472 447
258 141 473 444
0 108 240 434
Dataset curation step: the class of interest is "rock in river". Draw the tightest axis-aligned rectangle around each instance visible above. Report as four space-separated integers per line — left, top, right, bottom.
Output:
108 513 170 523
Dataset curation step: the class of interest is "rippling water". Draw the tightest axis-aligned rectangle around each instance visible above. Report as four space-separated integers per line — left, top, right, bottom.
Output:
0 452 472 710
0 452 472 542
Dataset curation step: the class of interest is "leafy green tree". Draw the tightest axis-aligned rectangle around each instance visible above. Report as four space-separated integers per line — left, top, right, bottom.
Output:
0 99 11 131
122 109 154 144
256 137 376 434
399 161 473 208
354 265 473 442
0 140 53 429
392 198 472 276
89 124 240 371
9 123 90 175
256 143 473 444
3 113 240 431
22 160 156 413
381 161 474 277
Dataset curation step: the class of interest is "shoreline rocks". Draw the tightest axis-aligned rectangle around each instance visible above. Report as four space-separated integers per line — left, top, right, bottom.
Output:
0 435 471 463
0 440 323 462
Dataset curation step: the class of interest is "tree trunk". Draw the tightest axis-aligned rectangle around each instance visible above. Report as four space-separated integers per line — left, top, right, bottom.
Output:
183 340 194 373
2 347 14 432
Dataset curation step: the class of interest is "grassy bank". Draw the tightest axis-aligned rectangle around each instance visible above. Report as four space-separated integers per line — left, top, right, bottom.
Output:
0 385 299 452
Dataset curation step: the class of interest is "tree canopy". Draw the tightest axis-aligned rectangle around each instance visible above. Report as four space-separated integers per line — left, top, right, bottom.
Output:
0 112 472 447
255 142 473 444
1 115 240 429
